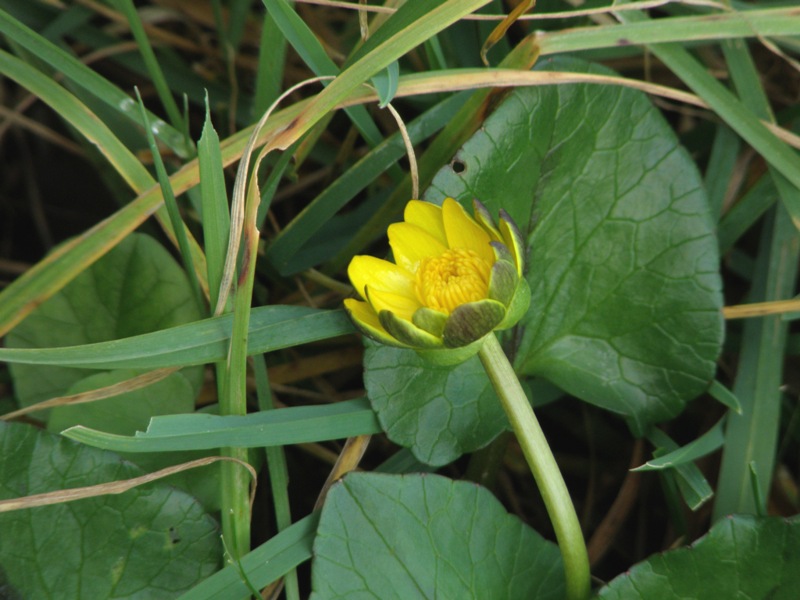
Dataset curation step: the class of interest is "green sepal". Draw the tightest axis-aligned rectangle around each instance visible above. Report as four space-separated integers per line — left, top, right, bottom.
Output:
412 306 448 338
499 209 526 276
472 199 502 241
490 240 514 264
443 299 506 348
415 336 488 366
345 305 410 349
488 255 518 307
496 278 531 330
379 310 444 349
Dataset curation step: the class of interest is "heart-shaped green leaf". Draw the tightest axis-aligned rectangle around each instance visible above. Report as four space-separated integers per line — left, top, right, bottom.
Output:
596 515 800 598
47 369 221 512
6 233 203 410
311 472 564 599
5 233 213 508
0 422 219 599
426 56 723 434
46 369 195 435
363 341 508 466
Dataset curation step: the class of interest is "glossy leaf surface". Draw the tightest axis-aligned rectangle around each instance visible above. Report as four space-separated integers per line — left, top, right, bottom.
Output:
6 233 203 409
426 57 723 434
596 515 800 599
311 472 564 599
0 422 219 599
364 342 507 465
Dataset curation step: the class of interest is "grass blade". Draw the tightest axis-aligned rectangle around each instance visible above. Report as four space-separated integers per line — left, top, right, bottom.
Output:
62 398 381 452
198 102 231 311
179 513 320 600
613 6 800 228
111 0 187 135
714 203 800 518
0 7 192 157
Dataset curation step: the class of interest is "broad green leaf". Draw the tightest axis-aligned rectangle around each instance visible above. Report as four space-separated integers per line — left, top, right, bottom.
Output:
0 422 219 599
363 342 507 466
311 472 564 599
426 56 724 435
6 233 203 410
596 515 800 599
47 369 195 436
46 370 221 512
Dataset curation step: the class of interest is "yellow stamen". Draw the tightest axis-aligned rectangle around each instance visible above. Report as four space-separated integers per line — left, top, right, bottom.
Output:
415 248 492 314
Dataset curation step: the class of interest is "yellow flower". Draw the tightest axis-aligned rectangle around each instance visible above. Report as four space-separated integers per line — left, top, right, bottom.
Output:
344 198 530 364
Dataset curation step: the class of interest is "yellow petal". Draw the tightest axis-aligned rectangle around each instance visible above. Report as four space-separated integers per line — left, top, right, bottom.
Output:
344 298 405 347
365 286 421 322
348 255 415 300
404 200 446 245
442 198 494 265
388 222 448 273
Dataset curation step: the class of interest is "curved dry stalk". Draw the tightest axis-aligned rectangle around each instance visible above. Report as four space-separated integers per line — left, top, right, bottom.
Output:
0 456 257 513
723 298 800 319
384 102 419 199
1 367 179 421
313 434 372 510
294 0 727 20
481 0 535 65
214 75 336 315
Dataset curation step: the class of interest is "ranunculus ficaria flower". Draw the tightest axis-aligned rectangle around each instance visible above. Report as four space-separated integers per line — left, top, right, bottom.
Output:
344 198 530 364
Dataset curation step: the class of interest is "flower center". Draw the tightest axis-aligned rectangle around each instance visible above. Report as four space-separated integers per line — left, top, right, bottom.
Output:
415 248 492 314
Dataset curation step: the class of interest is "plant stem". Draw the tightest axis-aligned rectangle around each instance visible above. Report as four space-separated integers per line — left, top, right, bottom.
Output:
478 333 590 600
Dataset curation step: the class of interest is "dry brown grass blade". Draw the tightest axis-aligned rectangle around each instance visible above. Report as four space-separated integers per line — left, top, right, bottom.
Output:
215 76 336 315
264 347 364 385
314 434 372 510
0 456 257 513
294 0 727 20
723 298 800 319
343 69 800 151
384 102 418 198
0 104 83 155
481 0 536 66
586 440 644 566
384 69 709 108
1 367 180 421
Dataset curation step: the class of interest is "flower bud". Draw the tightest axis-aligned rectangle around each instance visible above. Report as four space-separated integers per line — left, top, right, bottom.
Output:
345 198 530 364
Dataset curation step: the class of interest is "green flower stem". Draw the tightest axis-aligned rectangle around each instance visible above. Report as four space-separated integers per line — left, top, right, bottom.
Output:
478 333 590 600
